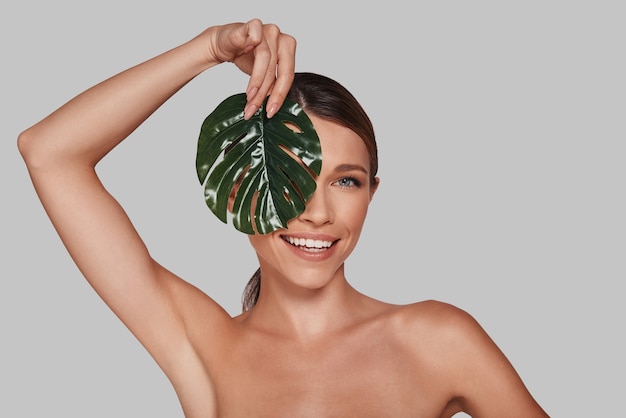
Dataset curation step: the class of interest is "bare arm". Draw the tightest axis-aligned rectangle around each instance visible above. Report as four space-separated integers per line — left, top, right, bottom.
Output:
17 19 296 374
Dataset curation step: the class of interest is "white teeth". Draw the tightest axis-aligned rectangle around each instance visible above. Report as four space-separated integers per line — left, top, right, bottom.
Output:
286 236 332 249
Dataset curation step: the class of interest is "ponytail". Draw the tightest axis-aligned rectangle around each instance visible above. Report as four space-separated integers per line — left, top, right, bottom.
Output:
242 268 261 312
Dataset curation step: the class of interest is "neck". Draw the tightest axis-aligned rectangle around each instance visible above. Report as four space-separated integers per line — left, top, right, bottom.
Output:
243 266 370 341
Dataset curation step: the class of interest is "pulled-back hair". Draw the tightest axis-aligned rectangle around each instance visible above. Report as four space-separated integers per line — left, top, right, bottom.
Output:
241 72 378 312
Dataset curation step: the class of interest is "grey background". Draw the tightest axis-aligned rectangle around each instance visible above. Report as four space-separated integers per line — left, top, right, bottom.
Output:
2 1 624 417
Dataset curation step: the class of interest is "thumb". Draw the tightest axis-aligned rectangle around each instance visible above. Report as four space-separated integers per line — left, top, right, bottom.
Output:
218 19 263 63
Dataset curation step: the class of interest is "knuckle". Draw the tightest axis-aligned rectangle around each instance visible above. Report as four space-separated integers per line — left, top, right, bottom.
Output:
263 23 281 38
282 34 297 49
278 72 295 84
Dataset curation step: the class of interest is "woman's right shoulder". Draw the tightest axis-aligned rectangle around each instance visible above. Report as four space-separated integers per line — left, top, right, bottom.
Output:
156 268 240 365
162 268 235 329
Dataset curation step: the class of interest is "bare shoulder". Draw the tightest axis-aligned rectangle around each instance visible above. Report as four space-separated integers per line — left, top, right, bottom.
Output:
388 299 484 343
385 300 549 417
389 299 511 370
382 300 501 387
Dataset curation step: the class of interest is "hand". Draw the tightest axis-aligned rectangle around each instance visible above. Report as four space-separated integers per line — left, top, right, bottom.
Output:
207 19 296 119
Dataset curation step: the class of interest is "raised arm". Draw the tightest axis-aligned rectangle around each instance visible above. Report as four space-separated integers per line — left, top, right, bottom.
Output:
17 19 296 376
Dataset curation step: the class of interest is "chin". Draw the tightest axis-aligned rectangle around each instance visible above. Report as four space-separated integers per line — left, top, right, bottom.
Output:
282 264 344 292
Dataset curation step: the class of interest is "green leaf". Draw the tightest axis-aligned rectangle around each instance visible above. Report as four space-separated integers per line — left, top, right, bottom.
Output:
196 93 322 234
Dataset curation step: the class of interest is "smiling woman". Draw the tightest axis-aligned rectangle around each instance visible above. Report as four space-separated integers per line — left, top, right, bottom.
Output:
241 72 379 311
18 18 550 418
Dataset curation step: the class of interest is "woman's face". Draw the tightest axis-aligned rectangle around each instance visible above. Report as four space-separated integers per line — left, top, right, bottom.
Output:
248 115 379 291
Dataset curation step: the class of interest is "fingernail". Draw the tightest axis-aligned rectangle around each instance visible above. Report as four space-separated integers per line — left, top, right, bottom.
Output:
244 104 258 120
267 103 278 118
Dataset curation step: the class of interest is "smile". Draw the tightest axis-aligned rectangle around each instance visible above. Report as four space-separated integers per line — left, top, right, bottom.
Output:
282 236 335 252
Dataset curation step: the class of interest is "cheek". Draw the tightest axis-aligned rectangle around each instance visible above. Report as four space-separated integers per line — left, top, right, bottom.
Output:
248 234 274 258
337 194 371 230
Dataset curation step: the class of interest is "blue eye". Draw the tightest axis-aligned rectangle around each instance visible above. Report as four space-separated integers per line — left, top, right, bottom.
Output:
335 177 362 188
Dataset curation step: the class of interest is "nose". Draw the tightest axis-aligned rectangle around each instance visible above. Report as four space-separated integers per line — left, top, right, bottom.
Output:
297 186 333 226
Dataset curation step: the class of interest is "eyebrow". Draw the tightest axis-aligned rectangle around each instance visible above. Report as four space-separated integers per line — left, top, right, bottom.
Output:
334 164 368 174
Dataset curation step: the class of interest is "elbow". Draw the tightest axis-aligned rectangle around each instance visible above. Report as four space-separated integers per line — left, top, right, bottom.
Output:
18 126 98 171
17 127 38 168
18 126 63 171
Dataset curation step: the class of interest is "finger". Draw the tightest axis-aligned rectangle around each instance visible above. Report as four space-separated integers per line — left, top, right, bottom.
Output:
242 38 272 119
243 25 280 119
239 19 264 57
265 33 296 118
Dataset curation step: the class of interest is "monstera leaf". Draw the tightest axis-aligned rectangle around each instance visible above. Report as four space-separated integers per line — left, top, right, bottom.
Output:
196 93 322 234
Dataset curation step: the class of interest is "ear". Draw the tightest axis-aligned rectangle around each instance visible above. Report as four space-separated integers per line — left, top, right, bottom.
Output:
369 177 380 201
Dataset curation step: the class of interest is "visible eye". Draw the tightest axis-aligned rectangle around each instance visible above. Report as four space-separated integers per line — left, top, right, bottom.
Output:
333 176 362 189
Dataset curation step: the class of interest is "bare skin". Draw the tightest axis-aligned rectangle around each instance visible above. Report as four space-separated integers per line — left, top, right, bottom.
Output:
18 19 549 418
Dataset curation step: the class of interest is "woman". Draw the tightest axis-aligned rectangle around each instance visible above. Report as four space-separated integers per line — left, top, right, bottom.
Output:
18 19 549 417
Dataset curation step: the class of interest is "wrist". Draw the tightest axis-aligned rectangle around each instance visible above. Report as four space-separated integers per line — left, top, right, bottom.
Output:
187 26 224 71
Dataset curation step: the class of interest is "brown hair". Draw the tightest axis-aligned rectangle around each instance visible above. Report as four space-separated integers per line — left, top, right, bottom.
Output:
242 72 378 312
